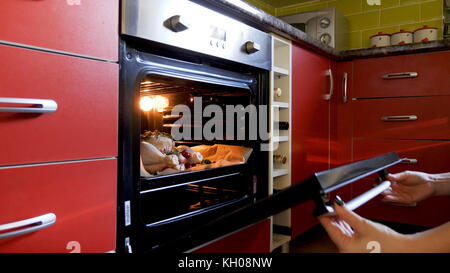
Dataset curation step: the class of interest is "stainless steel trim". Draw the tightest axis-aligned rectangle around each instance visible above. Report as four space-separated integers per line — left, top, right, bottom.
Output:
121 0 271 70
342 72 348 103
323 68 334 100
401 158 418 164
0 97 57 114
381 115 418 121
0 213 56 240
382 72 418 79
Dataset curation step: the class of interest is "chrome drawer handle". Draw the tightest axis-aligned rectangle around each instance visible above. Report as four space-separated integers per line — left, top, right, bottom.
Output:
342 72 348 103
382 72 418 79
0 98 58 114
323 68 334 100
381 115 418 122
0 213 56 240
401 158 418 164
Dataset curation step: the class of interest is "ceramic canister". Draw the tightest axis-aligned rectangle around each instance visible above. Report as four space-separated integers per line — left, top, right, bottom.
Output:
391 30 413 45
413 25 438 43
370 32 391 48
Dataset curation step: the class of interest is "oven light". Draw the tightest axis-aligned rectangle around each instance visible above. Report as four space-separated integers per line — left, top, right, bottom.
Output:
154 95 169 112
140 96 155 111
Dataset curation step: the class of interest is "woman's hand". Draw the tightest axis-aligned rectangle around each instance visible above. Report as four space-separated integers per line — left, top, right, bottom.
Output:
382 171 436 205
318 198 410 253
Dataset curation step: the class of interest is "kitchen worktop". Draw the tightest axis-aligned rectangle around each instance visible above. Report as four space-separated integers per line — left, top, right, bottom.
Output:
197 0 450 61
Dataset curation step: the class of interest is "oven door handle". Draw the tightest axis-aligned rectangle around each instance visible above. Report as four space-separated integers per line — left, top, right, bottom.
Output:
317 181 391 217
0 213 56 240
0 97 58 114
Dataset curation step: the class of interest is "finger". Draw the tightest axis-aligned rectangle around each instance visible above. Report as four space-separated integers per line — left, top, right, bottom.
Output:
318 216 348 245
333 203 366 232
337 220 353 237
381 186 393 195
386 173 402 182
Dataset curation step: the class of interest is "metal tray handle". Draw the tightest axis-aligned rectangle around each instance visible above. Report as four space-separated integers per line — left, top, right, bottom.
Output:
0 97 58 114
0 213 56 240
322 181 391 216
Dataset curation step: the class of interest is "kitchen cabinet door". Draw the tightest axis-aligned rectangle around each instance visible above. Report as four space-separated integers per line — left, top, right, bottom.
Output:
353 51 450 98
0 44 118 166
291 44 332 239
0 159 116 253
193 219 271 253
0 0 119 61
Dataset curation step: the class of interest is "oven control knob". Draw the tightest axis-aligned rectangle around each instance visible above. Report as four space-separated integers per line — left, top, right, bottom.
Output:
245 41 260 54
164 15 189 32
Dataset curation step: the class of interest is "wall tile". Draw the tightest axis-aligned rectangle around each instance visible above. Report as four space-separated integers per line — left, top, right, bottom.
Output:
243 0 444 49
349 31 363 49
421 0 443 20
381 4 421 25
347 11 380 31
335 0 363 15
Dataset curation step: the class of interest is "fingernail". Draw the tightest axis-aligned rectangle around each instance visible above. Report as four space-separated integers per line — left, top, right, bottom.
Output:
334 195 344 206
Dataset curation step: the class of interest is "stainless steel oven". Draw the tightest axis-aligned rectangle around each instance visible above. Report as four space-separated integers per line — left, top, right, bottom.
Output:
118 0 272 253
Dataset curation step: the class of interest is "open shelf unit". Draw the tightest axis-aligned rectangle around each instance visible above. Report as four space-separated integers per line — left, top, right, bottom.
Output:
268 34 292 252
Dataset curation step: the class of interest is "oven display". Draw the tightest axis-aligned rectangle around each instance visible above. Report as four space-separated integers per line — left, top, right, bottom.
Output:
209 26 226 41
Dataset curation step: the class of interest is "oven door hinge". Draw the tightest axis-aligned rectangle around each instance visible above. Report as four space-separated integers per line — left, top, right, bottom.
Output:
125 237 132 254
124 200 131 227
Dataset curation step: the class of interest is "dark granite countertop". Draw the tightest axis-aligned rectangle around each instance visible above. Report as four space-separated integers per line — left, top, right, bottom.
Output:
195 0 450 61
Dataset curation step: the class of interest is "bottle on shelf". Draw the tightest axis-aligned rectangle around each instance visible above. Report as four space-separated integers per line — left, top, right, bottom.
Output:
274 121 289 130
275 87 282 97
273 154 287 164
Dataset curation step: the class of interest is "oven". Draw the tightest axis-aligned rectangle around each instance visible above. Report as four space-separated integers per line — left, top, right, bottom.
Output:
118 0 271 253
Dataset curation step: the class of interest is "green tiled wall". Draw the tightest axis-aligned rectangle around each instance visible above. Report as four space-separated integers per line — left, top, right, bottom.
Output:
244 0 444 49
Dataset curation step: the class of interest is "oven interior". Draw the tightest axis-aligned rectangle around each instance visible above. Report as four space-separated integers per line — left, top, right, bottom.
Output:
138 74 259 238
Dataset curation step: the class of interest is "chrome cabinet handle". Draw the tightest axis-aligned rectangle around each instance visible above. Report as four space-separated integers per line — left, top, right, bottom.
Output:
382 72 418 80
0 98 58 114
342 72 348 103
0 213 56 240
401 158 418 164
323 181 391 216
323 68 334 100
381 115 418 122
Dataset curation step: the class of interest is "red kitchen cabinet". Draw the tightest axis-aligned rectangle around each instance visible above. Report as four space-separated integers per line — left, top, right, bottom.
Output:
353 96 450 140
353 51 450 98
291 43 333 238
0 159 117 253
0 44 118 166
333 50 450 228
193 219 271 253
0 0 119 61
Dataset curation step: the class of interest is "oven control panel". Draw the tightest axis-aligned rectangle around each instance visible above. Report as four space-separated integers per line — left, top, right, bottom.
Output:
121 0 271 70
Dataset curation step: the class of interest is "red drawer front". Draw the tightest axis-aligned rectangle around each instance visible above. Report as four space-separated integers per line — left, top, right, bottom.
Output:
0 0 118 61
0 45 118 166
353 97 450 140
354 139 450 174
193 220 271 253
0 159 116 253
353 51 450 98
352 139 450 226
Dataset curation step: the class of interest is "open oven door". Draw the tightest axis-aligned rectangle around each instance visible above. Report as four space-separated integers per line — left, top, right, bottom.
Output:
153 152 403 253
